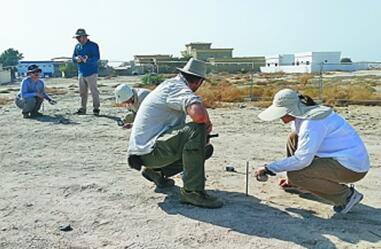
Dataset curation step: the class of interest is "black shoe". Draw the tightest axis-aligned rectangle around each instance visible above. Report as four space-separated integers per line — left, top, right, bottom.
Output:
142 168 175 188
30 111 43 117
22 112 30 119
333 185 363 214
74 108 86 115
93 109 100 116
205 144 214 160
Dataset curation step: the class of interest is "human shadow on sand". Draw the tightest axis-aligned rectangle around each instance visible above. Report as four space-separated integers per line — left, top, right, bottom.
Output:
32 114 79 125
158 187 381 249
95 114 121 122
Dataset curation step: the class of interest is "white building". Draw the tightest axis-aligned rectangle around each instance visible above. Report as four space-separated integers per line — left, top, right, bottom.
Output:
265 54 294 67
0 65 11 84
261 51 367 73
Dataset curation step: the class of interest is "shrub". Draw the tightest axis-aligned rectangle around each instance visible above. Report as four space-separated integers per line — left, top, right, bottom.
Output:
297 74 314 85
59 62 77 78
0 96 11 106
197 82 248 107
141 73 165 85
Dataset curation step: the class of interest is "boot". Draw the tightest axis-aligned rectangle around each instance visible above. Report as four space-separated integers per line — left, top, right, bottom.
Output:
142 168 175 188
179 188 223 209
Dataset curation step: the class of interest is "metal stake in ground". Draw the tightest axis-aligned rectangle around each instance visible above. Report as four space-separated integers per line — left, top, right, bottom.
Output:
245 161 249 196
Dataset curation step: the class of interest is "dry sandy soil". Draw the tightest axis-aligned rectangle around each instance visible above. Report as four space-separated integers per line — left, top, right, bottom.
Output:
0 77 380 249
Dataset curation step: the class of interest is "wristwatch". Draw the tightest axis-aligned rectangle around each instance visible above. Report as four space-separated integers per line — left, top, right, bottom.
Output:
264 166 276 176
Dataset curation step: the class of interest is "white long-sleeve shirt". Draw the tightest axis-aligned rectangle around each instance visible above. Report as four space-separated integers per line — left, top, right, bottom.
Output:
267 112 370 173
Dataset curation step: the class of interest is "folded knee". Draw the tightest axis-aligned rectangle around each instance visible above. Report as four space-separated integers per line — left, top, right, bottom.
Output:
288 132 298 142
186 122 207 134
287 171 307 185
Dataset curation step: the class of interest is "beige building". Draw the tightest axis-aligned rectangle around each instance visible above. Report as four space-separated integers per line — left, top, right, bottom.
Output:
132 55 187 74
134 55 173 66
182 43 233 61
208 57 265 73
131 42 265 74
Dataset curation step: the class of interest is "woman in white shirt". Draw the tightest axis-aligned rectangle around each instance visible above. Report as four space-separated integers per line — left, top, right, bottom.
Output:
255 89 370 214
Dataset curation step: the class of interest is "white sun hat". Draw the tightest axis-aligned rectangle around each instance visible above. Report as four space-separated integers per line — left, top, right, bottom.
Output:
258 88 332 121
115 84 134 103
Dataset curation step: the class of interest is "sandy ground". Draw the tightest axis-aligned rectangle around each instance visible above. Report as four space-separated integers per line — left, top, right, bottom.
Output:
0 77 380 249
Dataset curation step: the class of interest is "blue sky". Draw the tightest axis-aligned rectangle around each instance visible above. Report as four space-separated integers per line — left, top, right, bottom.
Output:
1 0 380 62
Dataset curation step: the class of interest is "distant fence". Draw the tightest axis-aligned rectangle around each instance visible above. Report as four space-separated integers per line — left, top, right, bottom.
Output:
242 63 381 106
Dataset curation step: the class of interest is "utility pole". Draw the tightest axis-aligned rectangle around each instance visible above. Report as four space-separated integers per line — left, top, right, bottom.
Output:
319 62 324 101
249 61 255 101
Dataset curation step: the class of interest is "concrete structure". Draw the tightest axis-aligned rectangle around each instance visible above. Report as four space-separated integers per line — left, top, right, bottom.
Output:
0 65 11 84
132 55 177 74
182 43 233 61
261 52 368 73
17 61 55 77
155 59 187 74
208 57 265 73
134 55 173 66
130 42 264 75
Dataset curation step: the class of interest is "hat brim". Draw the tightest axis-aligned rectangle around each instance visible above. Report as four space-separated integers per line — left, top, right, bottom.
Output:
177 68 208 81
258 105 289 121
27 69 42 74
72 34 89 38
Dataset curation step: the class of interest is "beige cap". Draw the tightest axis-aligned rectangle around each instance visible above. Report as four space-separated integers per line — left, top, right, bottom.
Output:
258 88 332 121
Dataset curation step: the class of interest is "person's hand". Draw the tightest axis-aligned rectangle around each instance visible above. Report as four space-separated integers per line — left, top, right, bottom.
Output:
82 55 88 63
49 99 57 105
279 177 292 188
206 121 213 133
254 166 267 177
76 56 83 63
123 123 133 129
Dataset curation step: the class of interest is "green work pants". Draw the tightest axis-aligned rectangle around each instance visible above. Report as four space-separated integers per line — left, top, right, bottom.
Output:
140 122 210 191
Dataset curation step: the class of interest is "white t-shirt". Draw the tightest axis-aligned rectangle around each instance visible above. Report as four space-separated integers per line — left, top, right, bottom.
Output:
267 112 370 173
128 74 201 155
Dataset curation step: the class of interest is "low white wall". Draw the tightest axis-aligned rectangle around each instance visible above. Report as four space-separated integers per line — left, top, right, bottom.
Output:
261 63 370 74
0 70 11 84
260 65 311 73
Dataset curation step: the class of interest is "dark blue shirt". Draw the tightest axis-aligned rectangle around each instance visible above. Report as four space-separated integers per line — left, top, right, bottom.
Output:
72 40 100 77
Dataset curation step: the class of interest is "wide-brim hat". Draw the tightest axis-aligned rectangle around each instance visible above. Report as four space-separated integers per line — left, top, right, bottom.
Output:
73 28 89 38
177 58 208 80
114 84 134 103
27 64 42 74
258 88 332 121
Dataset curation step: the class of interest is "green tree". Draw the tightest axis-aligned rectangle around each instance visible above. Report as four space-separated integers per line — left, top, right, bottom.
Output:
341 58 352 64
59 62 78 78
0 48 23 67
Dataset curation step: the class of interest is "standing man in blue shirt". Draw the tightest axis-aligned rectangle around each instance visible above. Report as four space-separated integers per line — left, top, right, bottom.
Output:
72 28 101 115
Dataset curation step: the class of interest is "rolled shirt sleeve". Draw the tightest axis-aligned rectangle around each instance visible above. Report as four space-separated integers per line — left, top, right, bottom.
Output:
267 121 327 173
166 85 202 113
